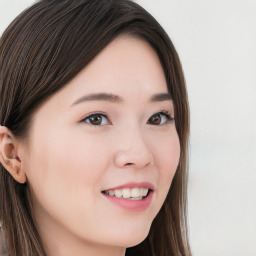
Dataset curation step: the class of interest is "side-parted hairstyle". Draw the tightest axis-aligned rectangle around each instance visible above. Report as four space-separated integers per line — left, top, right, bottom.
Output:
0 0 190 255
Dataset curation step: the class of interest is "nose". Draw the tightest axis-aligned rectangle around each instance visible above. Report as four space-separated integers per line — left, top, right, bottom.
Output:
113 127 154 169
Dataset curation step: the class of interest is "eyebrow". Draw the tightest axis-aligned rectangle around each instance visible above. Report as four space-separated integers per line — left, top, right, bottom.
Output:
71 92 172 106
71 93 124 106
149 93 172 102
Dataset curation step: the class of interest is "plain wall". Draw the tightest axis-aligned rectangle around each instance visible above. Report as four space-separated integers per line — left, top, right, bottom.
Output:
1 1 256 255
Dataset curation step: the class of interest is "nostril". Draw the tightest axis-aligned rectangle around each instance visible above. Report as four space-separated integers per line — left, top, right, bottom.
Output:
125 163 134 166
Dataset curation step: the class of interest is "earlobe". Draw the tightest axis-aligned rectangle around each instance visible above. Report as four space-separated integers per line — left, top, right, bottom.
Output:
0 126 27 184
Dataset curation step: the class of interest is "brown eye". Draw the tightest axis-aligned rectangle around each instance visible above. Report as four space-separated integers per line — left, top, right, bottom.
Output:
82 114 109 126
148 112 174 126
89 115 102 125
149 114 161 125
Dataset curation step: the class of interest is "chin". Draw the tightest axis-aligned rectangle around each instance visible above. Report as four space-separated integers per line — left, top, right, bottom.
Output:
112 224 151 248
124 235 149 248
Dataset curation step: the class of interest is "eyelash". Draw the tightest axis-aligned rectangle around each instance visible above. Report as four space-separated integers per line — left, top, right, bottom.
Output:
80 111 174 127
147 111 174 125
81 112 110 126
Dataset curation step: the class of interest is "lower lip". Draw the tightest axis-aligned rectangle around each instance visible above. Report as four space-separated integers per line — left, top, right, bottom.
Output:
102 191 153 211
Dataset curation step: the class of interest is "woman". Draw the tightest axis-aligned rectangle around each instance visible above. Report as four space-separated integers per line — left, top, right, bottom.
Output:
0 0 190 255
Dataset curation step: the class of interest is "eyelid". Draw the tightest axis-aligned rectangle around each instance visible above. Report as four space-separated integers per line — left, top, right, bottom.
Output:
148 110 175 125
158 110 174 118
80 112 111 126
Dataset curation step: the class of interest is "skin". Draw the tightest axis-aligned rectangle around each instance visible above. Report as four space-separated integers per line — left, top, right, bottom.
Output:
0 35 180 256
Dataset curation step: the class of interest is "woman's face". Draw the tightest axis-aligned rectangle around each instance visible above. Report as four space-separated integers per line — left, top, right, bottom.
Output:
21 36 180 254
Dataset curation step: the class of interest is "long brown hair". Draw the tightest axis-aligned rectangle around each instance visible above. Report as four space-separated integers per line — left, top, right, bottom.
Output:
0 0 190 255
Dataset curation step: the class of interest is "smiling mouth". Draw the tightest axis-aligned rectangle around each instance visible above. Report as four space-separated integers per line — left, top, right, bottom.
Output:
101 188 152 200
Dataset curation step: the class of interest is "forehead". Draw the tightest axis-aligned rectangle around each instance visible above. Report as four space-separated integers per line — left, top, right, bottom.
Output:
32 35 169 121
63 35 168 100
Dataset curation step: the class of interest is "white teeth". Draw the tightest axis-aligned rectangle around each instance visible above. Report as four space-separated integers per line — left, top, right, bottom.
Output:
122 188 131 199
131 188 140 198
141 188 148 197
114 189 122 198
109 190 115 196
104 188 149 199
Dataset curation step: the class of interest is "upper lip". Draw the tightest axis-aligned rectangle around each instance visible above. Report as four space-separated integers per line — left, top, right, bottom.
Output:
102 182 155 191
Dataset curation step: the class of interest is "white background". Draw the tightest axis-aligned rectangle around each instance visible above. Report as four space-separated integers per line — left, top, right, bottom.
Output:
1 1 256 255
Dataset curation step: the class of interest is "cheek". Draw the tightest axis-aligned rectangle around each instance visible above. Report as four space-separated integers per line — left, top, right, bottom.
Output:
154 131 180 192
24 128 114 236
25 126 112 214
30 130 110 191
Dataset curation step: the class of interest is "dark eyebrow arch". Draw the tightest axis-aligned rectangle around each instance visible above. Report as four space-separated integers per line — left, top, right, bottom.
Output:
149 93 172 102
71 92 172 107
71 93 124 106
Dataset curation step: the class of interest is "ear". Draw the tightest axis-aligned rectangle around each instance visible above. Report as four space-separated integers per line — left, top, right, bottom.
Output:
0 126 27 184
